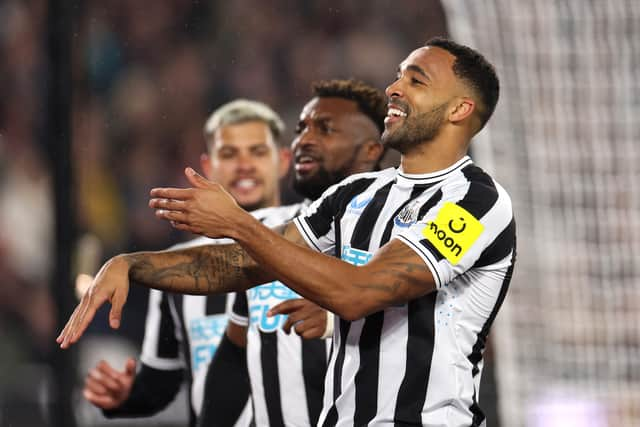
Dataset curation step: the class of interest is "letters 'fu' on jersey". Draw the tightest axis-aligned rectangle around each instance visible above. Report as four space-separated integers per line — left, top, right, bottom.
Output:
230 203 331 427
294 156 516 427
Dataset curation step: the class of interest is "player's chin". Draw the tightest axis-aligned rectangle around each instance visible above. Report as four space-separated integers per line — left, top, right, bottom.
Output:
235 194 267 212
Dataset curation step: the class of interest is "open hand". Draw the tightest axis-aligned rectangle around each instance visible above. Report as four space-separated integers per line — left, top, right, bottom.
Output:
268 298 330 339
149 167 247 239
83 358 136 409
56 256 130 349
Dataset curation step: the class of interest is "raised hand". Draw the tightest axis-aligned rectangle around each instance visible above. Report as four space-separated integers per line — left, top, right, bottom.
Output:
268 298 331 340
57 256 130 349
149 167 248 239
83 358 136 409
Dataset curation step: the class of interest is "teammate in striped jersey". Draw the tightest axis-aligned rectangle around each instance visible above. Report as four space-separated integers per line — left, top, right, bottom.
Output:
62 38 515 427
213 79 387 427
81 99 291 427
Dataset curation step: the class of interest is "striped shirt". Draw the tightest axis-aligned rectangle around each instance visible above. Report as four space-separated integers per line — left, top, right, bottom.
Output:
140 236 252 426
230 202 332 427
293 156 516 426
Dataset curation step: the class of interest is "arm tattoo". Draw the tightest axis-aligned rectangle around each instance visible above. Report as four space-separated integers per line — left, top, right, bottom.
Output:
352 243 430 302
126 244 262 294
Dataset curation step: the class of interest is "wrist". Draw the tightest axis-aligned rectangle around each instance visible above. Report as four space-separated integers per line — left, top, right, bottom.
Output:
225 208 260 242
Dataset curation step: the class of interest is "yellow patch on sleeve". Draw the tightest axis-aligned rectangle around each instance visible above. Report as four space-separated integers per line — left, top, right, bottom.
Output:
421 202 484 265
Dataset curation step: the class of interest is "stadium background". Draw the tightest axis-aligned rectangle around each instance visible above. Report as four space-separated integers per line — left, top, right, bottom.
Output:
0 1 637 426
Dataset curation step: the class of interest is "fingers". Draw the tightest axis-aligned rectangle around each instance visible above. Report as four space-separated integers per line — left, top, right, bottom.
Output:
268 298 304 317
83 388 117 409
109 285 129 330
154 208 190 224
149 197 189 211
124 358 137 377
56 304 89 349
83 362 128 410
57 290 106 349
91 363 123 391
149 187 193 200
185 167 211 188
272 299 327 338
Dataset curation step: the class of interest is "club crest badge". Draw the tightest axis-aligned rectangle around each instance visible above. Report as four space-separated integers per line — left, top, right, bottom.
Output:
394 199 422 228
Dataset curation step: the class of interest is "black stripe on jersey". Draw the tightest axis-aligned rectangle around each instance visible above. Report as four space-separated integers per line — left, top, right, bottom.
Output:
394 292 437 425
232 291 249 317
259 331 285 426
306 177 377 239
417 188 443 220
353 311 385 426
171 295 196 425
472 218 516 269
157 293 179 358
322 319 351 427
302 339 328 426
467 251 516 426
351 181 393 250
458 165 499 219
399 236 442 285
205 294 226 315
380 186 440 246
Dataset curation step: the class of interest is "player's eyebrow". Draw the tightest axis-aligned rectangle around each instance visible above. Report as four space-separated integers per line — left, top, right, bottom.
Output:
405 64 430 80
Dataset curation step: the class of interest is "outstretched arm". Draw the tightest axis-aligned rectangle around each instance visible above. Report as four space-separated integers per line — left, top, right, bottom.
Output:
57 224 305 349
152 168 438 321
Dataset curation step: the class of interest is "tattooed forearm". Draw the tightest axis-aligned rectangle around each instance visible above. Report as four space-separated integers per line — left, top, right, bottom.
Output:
124 244 267 295
349 241 434 307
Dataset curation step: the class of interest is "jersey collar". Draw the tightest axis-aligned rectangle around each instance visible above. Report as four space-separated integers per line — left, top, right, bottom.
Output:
396 156 472 187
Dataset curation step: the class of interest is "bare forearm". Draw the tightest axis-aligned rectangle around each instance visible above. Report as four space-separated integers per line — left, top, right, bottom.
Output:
232 219 434 320
121 244 272 295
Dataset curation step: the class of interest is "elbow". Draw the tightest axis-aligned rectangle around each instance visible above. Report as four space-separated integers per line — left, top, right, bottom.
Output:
331 293 376 322
338 308 366 322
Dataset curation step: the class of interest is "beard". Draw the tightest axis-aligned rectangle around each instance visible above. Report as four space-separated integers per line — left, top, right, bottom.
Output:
381 101 449 153
293 166 350 200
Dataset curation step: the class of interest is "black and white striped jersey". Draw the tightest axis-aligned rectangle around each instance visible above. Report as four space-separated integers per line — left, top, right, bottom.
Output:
293 156 516 427
140 236 252 426
229 202 332 427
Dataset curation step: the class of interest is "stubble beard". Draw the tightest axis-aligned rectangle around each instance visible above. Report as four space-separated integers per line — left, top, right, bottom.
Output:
381 102 448 153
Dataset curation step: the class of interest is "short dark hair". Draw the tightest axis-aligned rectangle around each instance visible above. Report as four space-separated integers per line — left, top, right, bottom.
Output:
311 79 387 134
425 37 500 130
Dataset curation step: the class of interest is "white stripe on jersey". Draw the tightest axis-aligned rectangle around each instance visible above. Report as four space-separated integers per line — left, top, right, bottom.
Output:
230 202 334 426
294 156 516 426
140 289 185 370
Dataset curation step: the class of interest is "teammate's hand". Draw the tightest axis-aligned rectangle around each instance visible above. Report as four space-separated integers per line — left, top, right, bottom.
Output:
268 298 328 339
149 167 247 239
83 358 136 410
57 256 130 349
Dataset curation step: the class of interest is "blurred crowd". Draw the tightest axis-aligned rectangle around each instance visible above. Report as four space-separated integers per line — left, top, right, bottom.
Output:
0 0 447 420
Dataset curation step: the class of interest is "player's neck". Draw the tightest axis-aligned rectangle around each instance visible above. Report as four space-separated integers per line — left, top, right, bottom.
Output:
400 133 469 175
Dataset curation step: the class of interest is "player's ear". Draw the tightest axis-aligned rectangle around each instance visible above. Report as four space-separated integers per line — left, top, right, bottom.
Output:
448 98 475 123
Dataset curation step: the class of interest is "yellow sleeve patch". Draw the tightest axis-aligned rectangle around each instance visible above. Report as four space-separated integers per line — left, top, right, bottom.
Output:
421 202 484 265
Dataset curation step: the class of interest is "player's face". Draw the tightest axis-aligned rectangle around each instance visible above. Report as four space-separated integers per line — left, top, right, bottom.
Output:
382 46 458 152
202 121 282 211
291 97 371 200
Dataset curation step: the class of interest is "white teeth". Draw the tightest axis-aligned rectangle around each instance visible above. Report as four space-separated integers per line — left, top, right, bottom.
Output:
298 156 314 163
387 107 407 117
236 179 257 189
